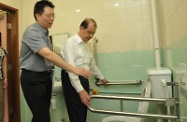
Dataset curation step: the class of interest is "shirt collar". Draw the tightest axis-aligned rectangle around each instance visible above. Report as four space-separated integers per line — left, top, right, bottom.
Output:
75 34 86 44
34 23 49 36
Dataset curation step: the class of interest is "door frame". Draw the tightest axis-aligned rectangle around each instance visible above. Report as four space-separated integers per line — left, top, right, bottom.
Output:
0 2 20 122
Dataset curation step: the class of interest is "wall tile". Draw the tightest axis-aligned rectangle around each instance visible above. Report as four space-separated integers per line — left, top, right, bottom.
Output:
126 0 141 8
126 7 142 22
115 51 130 66
129 51 146 65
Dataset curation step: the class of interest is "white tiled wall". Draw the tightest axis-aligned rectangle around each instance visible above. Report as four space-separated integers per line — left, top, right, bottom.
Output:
46 0 154 53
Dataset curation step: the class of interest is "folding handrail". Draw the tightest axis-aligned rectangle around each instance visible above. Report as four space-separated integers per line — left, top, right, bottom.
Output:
88 95 179 120
95 80 142 86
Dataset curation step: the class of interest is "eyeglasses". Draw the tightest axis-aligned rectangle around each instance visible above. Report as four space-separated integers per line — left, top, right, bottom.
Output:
43 14 55 19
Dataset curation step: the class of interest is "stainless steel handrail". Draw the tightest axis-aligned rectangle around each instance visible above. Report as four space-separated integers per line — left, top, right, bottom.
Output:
88 95 179 120
95 80 142 86
87 106 178 120
90 95 173 102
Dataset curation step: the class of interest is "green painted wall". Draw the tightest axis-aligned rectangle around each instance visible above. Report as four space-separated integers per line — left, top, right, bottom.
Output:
20 49 158 122
163 35 187 122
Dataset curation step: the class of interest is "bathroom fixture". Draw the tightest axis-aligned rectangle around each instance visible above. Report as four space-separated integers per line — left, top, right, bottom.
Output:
88 95 178 120
88 82 179 121
52 77 62 93
102 81 151 122
51 94 57 110
147 67 172 122
51 66 62 110
50 33 69 93
161 79 172 122
95 79 142 86
103 116 139 122
147 67 172 98
52 65 62 93
95 79 142 112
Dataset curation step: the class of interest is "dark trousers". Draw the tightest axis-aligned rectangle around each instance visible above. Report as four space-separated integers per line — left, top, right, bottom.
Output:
21 70 52 122
61 70 89 122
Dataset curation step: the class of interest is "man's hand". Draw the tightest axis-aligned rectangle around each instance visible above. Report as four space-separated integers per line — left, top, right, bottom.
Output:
102 79 109 85
79 90 90 106
74 68 92 78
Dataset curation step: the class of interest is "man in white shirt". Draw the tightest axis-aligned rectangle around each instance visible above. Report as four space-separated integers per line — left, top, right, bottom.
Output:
61 18 109 122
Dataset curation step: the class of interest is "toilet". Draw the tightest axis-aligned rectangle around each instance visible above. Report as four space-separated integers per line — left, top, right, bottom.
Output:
102 81 151 122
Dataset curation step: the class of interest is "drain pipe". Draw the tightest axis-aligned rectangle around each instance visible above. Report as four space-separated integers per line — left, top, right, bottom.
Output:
150 1 164 122
150 0 161 69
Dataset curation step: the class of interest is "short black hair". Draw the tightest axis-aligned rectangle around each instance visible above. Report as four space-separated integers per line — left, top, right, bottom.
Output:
80 18 97 29
33 0 55 20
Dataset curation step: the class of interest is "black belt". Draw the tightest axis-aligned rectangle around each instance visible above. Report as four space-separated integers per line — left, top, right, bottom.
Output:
21 69 52 74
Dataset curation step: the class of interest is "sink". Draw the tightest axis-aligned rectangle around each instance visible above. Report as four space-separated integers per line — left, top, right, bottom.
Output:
51 66 63 93
52 77 62 93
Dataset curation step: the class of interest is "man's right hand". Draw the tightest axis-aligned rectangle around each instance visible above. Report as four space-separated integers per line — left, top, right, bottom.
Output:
74 68 92 78
79 90 90 106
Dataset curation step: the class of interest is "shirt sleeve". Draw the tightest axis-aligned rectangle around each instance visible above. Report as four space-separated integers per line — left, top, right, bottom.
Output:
61 40 84 92
23 28 48 53
89 54 104 80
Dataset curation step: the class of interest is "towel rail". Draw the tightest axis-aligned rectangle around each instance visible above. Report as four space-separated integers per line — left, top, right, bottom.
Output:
95 80 142 86
88 95 179 120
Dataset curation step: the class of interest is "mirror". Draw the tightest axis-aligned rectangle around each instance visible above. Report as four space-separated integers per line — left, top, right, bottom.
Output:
50 33 70 93
50 33 69 55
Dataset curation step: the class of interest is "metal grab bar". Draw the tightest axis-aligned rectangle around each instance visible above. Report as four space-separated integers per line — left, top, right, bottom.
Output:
95 80 142 86
87 106 178 120
88 95 179 120
90 95 173 102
